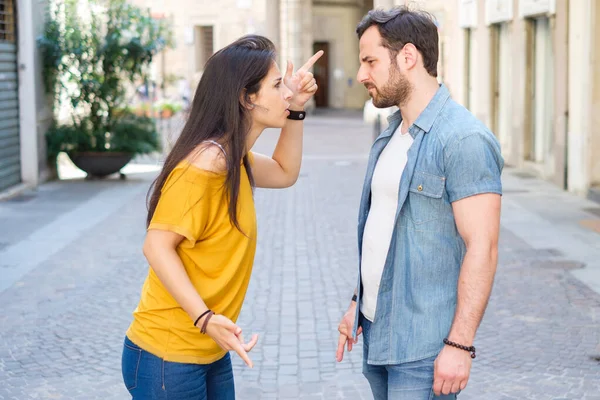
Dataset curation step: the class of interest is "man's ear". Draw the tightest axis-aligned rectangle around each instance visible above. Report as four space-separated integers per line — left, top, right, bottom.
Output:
398 43 418 70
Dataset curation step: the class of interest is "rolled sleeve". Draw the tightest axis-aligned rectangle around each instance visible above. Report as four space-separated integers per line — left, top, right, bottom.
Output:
445 132 504 203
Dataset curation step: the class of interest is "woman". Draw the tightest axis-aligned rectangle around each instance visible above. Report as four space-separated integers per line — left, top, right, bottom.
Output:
121 35 322 399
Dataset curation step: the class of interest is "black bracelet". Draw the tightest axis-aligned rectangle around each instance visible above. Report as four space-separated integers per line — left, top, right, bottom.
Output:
443 338 476 359
194 309 212 327
351 294 357 302
287 110 306 120
201 311 215 334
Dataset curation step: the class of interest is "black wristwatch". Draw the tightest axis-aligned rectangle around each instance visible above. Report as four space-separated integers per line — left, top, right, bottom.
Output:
351 294 357 302
287 109 306 120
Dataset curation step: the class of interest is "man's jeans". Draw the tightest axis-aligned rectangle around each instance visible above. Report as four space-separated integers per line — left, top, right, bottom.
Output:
361 315 458 400
121 336 235 400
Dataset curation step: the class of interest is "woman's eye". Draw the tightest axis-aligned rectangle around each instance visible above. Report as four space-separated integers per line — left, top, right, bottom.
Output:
275 82 281 88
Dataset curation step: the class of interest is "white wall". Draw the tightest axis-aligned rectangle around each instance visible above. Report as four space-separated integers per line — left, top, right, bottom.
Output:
590 0 600 188
17 0 53 187
567 0 593 194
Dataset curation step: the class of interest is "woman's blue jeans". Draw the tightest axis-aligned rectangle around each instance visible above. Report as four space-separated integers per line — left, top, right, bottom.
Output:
122 336 235 400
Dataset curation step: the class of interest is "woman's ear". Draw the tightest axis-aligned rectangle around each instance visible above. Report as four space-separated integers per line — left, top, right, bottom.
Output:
240 89 257 110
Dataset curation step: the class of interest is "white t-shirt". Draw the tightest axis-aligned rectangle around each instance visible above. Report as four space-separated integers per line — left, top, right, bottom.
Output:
360 122 414 322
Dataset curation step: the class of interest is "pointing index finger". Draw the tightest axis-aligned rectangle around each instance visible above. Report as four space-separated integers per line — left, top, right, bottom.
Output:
299 50 324 73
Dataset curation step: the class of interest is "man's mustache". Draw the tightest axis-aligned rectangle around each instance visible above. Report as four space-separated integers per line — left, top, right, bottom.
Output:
364 84 376 90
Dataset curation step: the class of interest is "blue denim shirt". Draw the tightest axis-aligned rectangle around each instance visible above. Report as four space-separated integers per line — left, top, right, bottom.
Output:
353 84 504 365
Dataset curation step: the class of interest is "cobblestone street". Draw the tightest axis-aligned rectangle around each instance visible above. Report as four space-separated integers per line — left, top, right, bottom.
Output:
1 111 599 399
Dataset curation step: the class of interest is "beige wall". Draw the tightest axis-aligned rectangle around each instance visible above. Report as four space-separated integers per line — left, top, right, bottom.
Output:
266 0 280 50
313 3 368 108
442 0 528 167
441 4 466 103
131 0 272 94
473 1 493 125
135 0 371 109
177 0 268 88
280 0 314 82
330 0 598 196
508 0 530 169
441 0 575 187
374 0 394 8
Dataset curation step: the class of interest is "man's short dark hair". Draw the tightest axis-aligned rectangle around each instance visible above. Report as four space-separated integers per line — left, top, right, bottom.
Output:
356 6 439 77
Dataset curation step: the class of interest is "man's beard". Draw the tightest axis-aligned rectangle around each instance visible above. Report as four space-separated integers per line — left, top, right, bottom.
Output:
366 63 412 108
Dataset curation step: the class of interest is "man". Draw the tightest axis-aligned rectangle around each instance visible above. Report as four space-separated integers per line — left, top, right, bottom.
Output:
336 7 503 400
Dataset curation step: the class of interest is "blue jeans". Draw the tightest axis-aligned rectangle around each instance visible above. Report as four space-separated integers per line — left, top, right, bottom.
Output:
121 336 235 400
361 315 458 400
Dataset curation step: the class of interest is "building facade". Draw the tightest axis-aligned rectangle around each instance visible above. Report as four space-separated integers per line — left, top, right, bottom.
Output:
3 0 598 200
0 0 52 195
133 0 381 110
439 0 600 197
373 0 600 198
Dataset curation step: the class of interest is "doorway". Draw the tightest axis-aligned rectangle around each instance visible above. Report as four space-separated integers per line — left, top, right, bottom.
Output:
313 42 329 108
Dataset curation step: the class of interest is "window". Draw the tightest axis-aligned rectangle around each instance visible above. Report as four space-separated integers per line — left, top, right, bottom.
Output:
0 0 16 42
464 28 475 111
526 17 553 163
195 26 214 72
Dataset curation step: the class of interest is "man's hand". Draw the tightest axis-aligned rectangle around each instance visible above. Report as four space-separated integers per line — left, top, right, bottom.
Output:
284 51 324 109
433 344 472 395
336 301 362 362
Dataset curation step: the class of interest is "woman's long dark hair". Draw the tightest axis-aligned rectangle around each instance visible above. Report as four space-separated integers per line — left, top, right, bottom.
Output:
146 35 276 231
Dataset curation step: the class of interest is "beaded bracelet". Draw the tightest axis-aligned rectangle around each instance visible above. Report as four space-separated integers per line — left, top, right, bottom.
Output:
443 338 476 359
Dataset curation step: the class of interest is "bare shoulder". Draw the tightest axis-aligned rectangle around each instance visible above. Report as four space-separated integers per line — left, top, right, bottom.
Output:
185 142 227 173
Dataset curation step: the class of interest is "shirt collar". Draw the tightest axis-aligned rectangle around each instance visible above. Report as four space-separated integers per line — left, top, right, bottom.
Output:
385 83 451 138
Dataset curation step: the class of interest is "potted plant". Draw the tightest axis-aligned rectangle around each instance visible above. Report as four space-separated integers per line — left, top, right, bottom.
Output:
132 103 153 118
155 100 183 119
38 0 173 179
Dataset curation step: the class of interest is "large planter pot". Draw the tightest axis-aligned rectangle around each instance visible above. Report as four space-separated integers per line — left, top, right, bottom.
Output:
68 151 133 179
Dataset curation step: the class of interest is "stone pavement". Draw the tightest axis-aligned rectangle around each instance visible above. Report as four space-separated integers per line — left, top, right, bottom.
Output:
0 110 599 399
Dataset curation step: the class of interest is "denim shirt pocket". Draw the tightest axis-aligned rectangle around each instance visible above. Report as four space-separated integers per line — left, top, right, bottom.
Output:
402 171 446 227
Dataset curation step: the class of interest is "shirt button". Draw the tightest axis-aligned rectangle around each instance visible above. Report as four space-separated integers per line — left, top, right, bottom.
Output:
417 184 423 191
